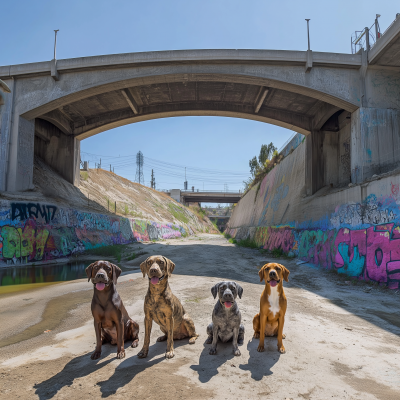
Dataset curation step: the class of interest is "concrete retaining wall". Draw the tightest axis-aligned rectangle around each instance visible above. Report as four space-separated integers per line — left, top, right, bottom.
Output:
227 139 400 290
0 200 193 266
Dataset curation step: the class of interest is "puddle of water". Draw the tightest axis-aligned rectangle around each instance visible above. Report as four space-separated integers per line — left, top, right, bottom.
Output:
0 260 139 290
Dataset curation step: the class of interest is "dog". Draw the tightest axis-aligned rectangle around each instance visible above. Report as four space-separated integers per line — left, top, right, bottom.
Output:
206 281 244 356
85 260 139 360
138 255 199 359
253 262 290 354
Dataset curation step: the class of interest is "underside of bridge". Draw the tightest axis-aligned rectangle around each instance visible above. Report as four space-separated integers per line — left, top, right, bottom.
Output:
36 78 344 141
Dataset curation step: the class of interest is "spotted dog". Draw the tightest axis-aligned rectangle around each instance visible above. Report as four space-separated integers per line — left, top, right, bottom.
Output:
206 281 244 356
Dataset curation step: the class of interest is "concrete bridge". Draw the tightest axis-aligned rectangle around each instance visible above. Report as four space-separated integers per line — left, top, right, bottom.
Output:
168 189 241 204
0 17 399 195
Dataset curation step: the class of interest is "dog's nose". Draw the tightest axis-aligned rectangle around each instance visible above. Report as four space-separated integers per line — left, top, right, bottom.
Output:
149 268 158 274
96 272 105 279
223 290 234 300
269 271 277 277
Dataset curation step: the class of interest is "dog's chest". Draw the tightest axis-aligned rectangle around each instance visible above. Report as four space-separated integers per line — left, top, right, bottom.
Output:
268 287 280 317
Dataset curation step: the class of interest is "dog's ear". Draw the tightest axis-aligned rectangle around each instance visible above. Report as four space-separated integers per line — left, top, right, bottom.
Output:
281 264 290 282
235 283 243 299
140 257 149 278
111 263 122 285
258 265 266 282
163 257 175 277
85 263 94 282
211 282 221 299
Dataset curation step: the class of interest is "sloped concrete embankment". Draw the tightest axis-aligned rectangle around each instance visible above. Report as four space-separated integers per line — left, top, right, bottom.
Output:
227 133 400 289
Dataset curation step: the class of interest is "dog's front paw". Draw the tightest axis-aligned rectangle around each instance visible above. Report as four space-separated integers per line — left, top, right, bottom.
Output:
233 348 241 356
253 332 260 339
137 348 148 358
157 334 167 342
90 349 101 360
165 350 175 359
257 345 265 352
282 333 286 339
131 339 139 348
205 336 213 344
278 344 286 354
116 349 126 359
189 334 198 344
209 347 217 355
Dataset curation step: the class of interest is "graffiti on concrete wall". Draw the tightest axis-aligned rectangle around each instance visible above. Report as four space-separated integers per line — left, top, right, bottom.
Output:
227 193 400 290
0 201 190 266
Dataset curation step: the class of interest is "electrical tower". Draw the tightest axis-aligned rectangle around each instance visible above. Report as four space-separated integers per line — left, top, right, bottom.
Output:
135 151 144 185
184 167 188 190
151 169 156 189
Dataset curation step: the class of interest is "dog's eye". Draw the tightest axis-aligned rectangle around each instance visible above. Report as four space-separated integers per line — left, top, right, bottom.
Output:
276 267 281 271
160 261 164 264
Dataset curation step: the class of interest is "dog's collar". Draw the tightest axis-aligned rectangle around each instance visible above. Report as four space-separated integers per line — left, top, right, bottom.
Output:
148 275 165 282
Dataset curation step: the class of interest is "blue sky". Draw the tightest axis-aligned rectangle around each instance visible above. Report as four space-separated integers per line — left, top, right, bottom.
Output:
2 0 399 192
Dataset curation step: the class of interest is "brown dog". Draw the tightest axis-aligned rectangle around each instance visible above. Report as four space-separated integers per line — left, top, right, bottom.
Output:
253 262 290 354
138 255 199 359
85 260 139 360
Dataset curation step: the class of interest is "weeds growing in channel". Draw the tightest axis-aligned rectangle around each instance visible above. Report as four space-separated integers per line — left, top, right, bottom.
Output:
88 245 148 263
88 244 124 262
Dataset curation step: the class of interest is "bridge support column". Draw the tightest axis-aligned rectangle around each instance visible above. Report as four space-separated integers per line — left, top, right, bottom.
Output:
305 129 324 195
350 107 400 184
3 113 35 192
34 119 80 186
0 79 14 191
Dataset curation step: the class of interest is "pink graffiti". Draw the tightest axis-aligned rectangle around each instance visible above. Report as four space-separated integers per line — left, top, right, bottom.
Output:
391 182 399 198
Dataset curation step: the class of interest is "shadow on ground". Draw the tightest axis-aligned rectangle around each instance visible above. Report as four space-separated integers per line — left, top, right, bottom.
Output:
34 339 193 399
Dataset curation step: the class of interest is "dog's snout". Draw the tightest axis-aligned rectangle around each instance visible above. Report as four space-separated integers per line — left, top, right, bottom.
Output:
222 289 234 300
96 272 105 279
269 270 277 277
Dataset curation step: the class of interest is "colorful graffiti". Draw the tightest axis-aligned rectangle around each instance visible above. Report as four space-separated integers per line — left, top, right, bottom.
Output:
0 201 191 266
228 193 400 290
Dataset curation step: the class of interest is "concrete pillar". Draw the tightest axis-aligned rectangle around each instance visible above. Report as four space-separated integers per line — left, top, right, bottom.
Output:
34 119 81 186
0 79 15 191
351 107 400 184
5 115 35 192
305 130 324 195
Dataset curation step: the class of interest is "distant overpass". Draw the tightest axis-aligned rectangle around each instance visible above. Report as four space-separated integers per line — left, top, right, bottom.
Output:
166 189 242 204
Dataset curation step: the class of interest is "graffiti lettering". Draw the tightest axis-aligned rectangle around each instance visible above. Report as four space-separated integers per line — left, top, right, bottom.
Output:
11 203 57 224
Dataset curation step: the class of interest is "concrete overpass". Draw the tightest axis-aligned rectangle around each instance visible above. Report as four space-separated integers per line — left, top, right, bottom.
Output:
1 16 399 195
183 191 241 204
168 189 241 204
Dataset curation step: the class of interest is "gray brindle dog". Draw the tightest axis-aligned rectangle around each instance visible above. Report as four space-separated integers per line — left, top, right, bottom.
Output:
206 281 244 356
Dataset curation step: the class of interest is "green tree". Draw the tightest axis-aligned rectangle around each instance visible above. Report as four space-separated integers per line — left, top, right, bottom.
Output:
249 142 277 177
259 143 277 165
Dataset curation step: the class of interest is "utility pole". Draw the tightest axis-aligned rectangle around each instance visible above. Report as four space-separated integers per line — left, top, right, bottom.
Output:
151 169 155 189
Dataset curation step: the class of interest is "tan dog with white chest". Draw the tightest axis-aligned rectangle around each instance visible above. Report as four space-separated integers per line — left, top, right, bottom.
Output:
253 262 290 353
